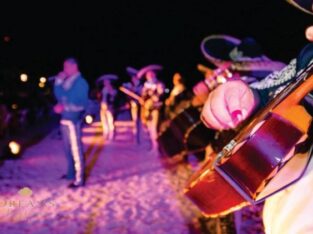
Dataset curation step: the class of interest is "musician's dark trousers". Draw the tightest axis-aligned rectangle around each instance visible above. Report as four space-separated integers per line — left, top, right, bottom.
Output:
60 119 85 185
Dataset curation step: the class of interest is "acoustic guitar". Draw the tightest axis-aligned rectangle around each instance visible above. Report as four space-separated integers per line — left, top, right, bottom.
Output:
185 62 313 217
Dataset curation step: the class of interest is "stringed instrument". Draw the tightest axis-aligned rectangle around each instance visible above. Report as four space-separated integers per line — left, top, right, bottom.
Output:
157 67 233 158
185 62 313 217
119 86 144 105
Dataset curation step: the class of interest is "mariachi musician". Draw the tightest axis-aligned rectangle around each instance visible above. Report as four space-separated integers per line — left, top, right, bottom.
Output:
164 72 190 119
186 35 288 232
122 67 143 125
97 74 118 140
120 66 144 143
141 68 165 151
157 65 216 160
192 3 313 233
200 42 313 234
119 64 164 150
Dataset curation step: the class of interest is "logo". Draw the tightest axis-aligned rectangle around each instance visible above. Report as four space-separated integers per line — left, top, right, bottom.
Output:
18 187 33 197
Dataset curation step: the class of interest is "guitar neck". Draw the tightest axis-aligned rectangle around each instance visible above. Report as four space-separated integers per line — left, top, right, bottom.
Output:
119 86 144 103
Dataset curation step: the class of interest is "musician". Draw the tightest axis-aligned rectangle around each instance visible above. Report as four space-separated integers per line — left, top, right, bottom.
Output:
123 67 143 123
201 39 313 234
53 58 89 188
165 73 189 119
187 33 306 233
98 74 118 140
142 70 165 151
124 67 143 95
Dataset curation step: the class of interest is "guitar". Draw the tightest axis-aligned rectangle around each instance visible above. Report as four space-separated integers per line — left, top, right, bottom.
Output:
185 62 313 217
119 86 163 122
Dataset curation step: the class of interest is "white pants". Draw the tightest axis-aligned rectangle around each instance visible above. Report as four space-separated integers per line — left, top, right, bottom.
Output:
146 109 159 149
263 158 313 234
100 103 114 139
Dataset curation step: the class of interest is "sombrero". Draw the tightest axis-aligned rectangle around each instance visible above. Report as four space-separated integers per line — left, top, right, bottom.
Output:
201 35 241 67
201 35 286 75
126 67 139 77
96 74 119 83
136 64 163 79
287 0 313 15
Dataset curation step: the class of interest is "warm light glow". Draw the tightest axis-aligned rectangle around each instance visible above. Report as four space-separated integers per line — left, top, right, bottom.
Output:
20 74 28 82
8 141 21 155
39 77 47 83
305 26 313 42
11 104 18 110
38 82 45 88
85 115 93 124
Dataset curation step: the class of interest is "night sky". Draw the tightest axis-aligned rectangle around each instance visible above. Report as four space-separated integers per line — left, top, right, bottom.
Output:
0 0 312 87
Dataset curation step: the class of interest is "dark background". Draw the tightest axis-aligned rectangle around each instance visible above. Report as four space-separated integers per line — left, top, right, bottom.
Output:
0 0 312 87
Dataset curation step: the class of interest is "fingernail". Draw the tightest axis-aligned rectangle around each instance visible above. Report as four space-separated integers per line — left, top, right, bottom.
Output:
231 110 242 122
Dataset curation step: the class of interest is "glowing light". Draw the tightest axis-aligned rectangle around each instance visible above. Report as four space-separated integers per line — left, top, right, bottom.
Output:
38 82 45 88
39 77 47 83
11 104 18 110
305 26 313 42
85 115 93 124
8 141 21 155
20 74 28 82
18 187 33 196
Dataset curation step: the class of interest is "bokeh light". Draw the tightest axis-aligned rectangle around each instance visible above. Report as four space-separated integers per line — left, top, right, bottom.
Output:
8 141 21 155
85 115 93 124
11 104 18 110
39 77 47 83
20 74 28 82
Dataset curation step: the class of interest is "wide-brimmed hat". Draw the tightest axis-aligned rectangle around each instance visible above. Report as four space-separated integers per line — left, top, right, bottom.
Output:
201 35 241 66
136 64 163 79
287 0 313 15
201 35 286 74
126 67 139 77
96 74 119 83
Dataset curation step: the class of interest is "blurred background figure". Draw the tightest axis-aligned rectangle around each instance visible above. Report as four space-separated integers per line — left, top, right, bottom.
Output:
164 73 187 119
142 70 165 151
53 58 89 188
123 67 143 125
97 74 118 140
124 67 143 95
